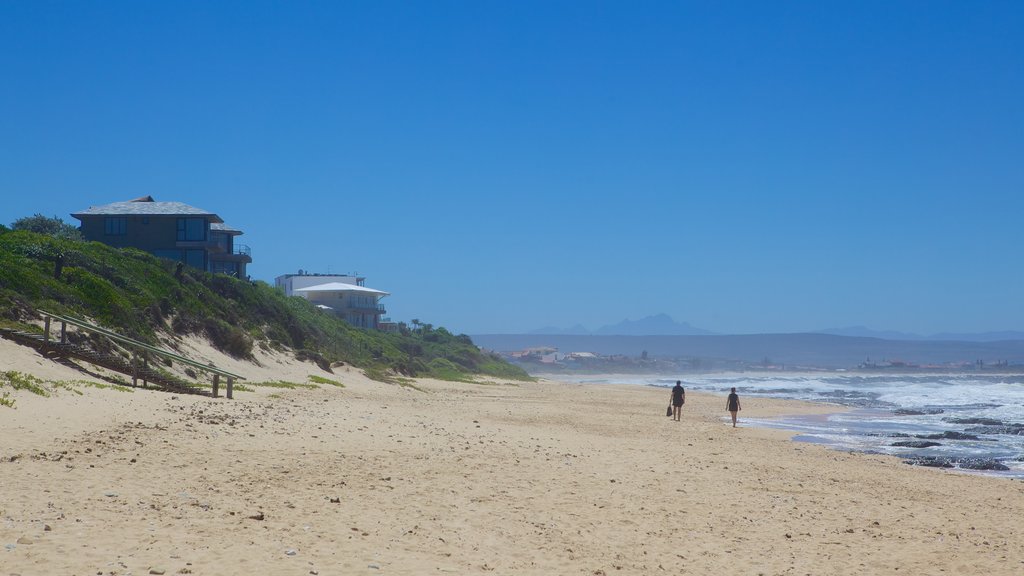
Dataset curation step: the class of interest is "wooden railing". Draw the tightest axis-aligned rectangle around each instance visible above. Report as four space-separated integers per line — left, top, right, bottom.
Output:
18 310 246 398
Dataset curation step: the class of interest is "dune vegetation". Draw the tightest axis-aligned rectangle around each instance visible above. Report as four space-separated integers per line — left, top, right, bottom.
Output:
0 226 528 382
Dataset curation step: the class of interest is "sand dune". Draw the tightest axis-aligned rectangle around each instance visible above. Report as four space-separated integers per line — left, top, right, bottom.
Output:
2 339 1023 575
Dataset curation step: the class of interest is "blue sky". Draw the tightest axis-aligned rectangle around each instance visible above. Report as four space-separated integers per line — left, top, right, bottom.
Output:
2 1 1022 335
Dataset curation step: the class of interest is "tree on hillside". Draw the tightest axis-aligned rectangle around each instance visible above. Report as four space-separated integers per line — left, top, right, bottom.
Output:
9 215 85 279
11 214 83 241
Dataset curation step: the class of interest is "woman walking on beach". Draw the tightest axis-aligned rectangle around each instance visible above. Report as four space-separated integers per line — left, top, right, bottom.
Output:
670 380 685 421
726 387 741 427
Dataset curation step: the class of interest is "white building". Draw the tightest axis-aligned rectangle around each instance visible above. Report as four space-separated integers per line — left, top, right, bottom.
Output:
275 272 390 329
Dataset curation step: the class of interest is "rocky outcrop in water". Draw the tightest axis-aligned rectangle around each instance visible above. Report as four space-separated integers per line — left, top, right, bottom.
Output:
894 408 944 416
963 425 1024 436
891 440 942 448
817 389 893 409
944 417 1003 426
916 431 986 441
903 456 1010 471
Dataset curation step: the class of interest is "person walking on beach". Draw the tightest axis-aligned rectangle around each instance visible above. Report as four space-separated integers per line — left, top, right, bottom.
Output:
726 387 741 427
670 380 685 421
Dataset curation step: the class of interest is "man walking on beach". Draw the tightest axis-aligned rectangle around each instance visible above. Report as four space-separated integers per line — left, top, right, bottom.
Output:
670 380 685 421
726 387 741 427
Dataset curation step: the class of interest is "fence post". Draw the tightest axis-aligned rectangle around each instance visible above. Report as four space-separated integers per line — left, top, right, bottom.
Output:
44 317 51 343
227 377 234 400
212 373 220 398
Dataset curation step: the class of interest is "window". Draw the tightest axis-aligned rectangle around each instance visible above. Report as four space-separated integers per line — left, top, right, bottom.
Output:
152 249 183 262
104 217 127 236
176 217 207 241
210 260 238 276
185 249 206 270
210 232 233 253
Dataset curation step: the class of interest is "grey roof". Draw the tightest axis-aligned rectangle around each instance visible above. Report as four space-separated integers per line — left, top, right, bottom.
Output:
210 223 243 234
71 201 224 223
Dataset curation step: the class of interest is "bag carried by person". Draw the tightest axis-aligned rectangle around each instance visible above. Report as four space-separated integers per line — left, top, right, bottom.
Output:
666 404 673 417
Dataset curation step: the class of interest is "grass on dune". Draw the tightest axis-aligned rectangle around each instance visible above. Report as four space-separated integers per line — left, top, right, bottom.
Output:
0 229 531 384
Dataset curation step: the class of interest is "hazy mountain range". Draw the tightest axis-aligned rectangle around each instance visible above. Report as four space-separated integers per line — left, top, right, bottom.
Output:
531 314 714 336
530 314 1024 342
818 326 1024 342
472 332 1024 369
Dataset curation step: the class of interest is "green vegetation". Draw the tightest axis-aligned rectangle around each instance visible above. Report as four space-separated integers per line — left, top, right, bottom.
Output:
11 214 82 241
308 375 344 387
248 380 319 390
63 379 133 392
1 371 50 397
0 373 136 407
0 228 530 382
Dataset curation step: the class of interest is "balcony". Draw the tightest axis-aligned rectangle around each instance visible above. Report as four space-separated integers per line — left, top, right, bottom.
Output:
175 238 219 250
210 244 252 263
346 303 386 315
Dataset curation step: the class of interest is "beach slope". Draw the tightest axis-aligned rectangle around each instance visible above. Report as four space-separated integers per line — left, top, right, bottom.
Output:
2 364 1023 575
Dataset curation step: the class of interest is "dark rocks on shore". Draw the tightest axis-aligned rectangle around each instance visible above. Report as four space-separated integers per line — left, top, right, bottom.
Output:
963 425 1024 436
944 417 1004 426
903 456 1010 471
915 431 986 441
816 390 893 409
894 408 945 416
891 440 943 448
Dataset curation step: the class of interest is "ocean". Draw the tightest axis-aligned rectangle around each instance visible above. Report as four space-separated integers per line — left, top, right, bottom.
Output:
558 373 1024 479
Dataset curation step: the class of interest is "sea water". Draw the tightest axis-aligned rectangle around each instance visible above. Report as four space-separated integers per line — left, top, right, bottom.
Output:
557 373 1024 479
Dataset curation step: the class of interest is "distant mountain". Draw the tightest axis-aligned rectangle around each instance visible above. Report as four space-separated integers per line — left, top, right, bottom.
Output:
818 326 924 340
818 326 1024 342
593 314 715 336
531 314 714 336
471 333 1024 369
928 331 1024 342
532 320 1024 342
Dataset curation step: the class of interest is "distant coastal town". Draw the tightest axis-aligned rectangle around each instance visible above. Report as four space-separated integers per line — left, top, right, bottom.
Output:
485 340 1024 375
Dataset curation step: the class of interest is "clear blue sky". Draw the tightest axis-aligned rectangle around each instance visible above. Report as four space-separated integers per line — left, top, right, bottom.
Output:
2 1 1022 335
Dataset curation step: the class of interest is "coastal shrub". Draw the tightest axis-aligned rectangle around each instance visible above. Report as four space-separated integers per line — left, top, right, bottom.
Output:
11 214 83 241
363 365 407 385
0 392 14 408
426 358 473 382
203 317 253 359
295 349 332 372
0 229 530 382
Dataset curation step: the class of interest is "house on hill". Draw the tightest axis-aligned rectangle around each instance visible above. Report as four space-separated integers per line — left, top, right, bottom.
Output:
275 272 390 330
71 196 252 277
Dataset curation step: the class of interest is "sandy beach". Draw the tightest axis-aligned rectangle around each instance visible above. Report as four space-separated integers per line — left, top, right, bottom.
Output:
3 338 1024 575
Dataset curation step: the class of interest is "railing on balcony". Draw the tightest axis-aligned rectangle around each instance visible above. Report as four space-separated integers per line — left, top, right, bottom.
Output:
234 244 251 257
346 303 386 315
